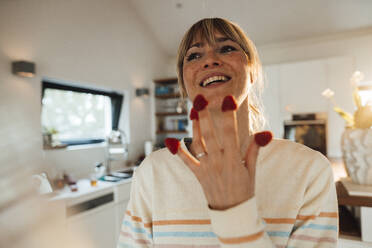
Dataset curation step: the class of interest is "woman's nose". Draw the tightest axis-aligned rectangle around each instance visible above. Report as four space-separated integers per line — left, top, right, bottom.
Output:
203 51 221 69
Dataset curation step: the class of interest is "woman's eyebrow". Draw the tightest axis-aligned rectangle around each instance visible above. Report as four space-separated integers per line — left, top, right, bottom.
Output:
216 37 232 42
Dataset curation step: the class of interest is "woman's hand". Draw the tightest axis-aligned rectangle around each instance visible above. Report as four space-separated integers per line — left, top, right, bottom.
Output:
165 94 272 210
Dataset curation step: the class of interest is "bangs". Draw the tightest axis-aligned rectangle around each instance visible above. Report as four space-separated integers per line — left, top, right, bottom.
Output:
184 18 242 51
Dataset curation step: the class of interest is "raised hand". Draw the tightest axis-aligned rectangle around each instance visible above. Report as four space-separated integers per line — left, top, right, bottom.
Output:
165 94 272 210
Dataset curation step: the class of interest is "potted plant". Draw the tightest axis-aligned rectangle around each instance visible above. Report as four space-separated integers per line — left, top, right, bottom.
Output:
42 127 59 148
322 71 372 185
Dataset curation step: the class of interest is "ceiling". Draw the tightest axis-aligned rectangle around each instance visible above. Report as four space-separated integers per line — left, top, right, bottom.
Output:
129 0 372 57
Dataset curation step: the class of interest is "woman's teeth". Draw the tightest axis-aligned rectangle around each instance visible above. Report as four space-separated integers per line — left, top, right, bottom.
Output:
200 75 230 87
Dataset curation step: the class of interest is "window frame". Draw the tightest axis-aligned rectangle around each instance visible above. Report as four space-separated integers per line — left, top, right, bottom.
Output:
41 80 124 146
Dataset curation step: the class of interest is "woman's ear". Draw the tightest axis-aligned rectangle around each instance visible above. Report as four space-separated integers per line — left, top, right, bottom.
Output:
250 71 254 84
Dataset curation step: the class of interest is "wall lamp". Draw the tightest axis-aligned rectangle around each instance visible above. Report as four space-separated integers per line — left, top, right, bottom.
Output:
135 88 150 97
12 61 36 78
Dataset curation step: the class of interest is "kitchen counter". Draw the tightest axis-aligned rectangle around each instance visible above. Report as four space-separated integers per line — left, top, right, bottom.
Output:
48 177 132 248
51 177 132 206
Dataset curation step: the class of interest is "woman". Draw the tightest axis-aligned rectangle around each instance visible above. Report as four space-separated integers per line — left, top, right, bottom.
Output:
117 18 338 247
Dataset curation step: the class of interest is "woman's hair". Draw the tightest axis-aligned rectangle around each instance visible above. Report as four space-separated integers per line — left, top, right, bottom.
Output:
176 17 265 133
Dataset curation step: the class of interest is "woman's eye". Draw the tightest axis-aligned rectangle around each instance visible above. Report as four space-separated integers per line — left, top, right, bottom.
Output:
186 53 201 61
220 45 237 53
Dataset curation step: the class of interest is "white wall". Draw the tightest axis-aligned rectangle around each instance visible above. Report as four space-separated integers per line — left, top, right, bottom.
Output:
262 57 354 157
259 29 372 80
0 0 168 179
259 30 372 157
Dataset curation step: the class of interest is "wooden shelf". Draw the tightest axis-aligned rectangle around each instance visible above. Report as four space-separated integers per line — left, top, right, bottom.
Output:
156 130 187 134
156 112 187 116
154 78 178 85
336 181 372 207
155 92 181 99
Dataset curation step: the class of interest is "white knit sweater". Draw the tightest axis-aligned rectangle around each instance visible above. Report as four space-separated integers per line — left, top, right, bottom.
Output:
117 138 338 247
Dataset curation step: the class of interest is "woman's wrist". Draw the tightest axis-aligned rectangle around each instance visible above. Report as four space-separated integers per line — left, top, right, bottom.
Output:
208 194 254 211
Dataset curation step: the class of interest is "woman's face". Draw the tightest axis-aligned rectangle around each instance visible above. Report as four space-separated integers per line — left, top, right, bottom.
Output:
182 31 251 109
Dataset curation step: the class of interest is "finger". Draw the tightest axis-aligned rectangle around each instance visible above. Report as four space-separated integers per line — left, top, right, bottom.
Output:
221 95 240 164
193 94 221 156
244 139 259 175
190 108 207 157
244 131 273 173
164 138 200 174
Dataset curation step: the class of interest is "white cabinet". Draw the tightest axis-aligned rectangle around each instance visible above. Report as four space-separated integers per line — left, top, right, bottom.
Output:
67 200 116 248
61 181 132 248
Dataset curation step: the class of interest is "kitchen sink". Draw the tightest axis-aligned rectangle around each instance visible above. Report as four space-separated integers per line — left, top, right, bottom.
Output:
99 168 134 182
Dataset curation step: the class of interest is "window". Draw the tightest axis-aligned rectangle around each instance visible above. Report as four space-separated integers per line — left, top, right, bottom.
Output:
41 80 123 147
358 84 372 106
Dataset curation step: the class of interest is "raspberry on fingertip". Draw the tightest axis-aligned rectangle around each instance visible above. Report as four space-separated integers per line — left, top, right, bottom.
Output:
193 94 208 111
164 138 180 155
190 108 199 120
221 95 237 112
254 131 273 147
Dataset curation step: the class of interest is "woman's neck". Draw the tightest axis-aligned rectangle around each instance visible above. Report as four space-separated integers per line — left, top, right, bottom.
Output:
191 98 252 158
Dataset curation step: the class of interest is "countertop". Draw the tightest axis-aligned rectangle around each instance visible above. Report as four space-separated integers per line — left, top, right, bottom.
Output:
51 177 132 206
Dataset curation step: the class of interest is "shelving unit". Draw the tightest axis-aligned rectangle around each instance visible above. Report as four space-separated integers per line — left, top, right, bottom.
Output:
153 78 190 149
337 181 372 246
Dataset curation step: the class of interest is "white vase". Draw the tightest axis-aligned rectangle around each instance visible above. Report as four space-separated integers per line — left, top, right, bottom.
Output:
341 128 372 185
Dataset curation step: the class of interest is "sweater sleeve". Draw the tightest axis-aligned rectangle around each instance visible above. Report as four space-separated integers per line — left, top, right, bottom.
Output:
287 154 338 247
208 153 338 248
117 164 153 247
208 197 275 247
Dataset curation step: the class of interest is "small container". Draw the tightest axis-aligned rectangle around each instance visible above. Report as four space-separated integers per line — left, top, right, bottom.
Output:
69 183 78 192
90 173 98 187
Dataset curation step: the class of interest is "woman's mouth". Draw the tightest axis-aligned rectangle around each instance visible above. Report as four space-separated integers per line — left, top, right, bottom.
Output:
199 75 231 87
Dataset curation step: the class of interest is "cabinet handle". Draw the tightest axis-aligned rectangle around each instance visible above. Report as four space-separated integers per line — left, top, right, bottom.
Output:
67 193 114 217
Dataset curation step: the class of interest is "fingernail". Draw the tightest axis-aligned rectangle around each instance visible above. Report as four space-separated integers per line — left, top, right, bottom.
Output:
189 108 199 120
254 131 273 147
193 94 208 111
221 95 237 112
164 138 180 155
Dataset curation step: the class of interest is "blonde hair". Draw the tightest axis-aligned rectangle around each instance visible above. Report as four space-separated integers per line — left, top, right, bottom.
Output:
176 17 265 133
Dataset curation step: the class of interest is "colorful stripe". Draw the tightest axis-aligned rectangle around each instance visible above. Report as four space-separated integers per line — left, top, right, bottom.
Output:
154 245 219 248
297 212 338 221
154 231 216 238
263 212 338 225
122 220 152 239
218 230 264 244
125 210 152 228
264 218 295 224
120 231 151 244
153 219 211 225
319 212 338 218
125 211 338 228
299 223 337 231
291 234 337 243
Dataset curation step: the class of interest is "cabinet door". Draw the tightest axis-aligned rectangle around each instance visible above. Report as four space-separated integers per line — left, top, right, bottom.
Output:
278 59 328 118
67 203 116 248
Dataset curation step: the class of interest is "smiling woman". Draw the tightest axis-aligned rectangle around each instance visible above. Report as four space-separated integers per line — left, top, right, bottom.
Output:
117 18 338 248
